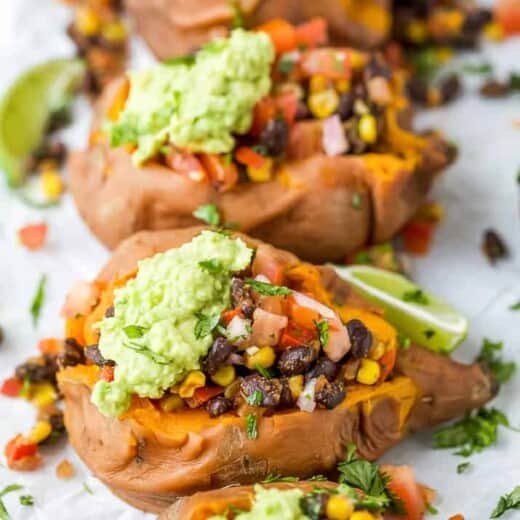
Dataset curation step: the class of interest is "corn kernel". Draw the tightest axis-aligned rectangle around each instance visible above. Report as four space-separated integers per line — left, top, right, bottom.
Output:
434 47 453 64
101 21 127 43
75 6 101 36
41 170 65 200
288 375 304 399
308 89 339 119
310 74 329 93
326 494 354 520
160 394 185 413
356 359 381 385
369 342 385 361
350 512 376 520
246 346 276 370
247 157 273 183
358 114 377 144
38 159 58 172
349 50 366 70
31 383 57 407
28 420 52 444
406 20 427 43
211 365 236 387
484 22 504 42
335 78 351 94
179 371 206 398
427 87 441 107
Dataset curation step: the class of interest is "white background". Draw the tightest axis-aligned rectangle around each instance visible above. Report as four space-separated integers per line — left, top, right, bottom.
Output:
0 1 519 518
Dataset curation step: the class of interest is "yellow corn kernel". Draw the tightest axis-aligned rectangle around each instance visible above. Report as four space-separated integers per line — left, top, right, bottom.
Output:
75 6 101 36
41 170 65 200
326 494 354 520
308 89 339 119
484 22 504 42
310 74 329 93
31 383 57 407
349 50 366 70
350 512 376 520
247 157 273 183
160 394 185 413
179 371 206 398
211 365 236 387
28 420 52 444
38 159 58 173
335 78 351 94
369 342 385 361
358 114 377 144
246 346 276 370
288 375 304 399
406 20 427 43
434 47 453 64
356 359 381 385
101 20 128 43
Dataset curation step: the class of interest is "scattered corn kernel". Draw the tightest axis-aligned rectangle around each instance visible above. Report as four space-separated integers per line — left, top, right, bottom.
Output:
288 375 304 399
349 50 366 69
101 21 127 43
335 78 351 94
247 157 273 183
310 74 329 93
356 359 381 385
160 394 185 413
246 346 276 370
211 365 236 387
350 512 376 520
326 494 354 520
75 6 101 36
358 114 377 144
369 342 385 361
179 371 206 398
38 159 58 172
28 420 52 444
41 170 64 200
434 47 453 64
308 89 339 119
484 22 504 42
31 383 57 407
56 459 76 480
406 20 427 43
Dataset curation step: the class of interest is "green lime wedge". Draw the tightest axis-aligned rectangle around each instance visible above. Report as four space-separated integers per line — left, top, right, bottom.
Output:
0 58 85 187
334 265 468 354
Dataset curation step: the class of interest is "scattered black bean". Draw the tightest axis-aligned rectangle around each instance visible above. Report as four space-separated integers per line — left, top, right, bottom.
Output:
364 54 392 81
407 77 428 104
104 305 115 318
439 74 461 104
277 346 316 376
57 338 86 369
346 319 373 359
480 80 510 98
278 378 294 408
49 411 65 433
463 9 492 33
241 374 285 408
230 278 254 318
482 229 509 264
315 380 346 409
206 395 233 418
85 345 115 367
337 92 355 121
16 354 58 384
260 118 289 156
305 357 338 383
201 337 234 375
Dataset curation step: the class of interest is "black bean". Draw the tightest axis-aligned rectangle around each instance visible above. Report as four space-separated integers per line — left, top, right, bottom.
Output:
201 337 234 375
278 378 294 408
482 229 509 264
206 395 233 417
231 278 252 308
337 92 355 121
364 54 392 81
407 77 428 104
295 101 311 121
57 338 86 369
300 492 329 518
277 346 316 376
439 74 461 104
346 319 373 359
463 9 492 33
315 380 346 410
16 355 58 384
305 357 338 383
49 412 65 433
85 345 115 367
260 118 289 157
104 305 115 318
240 374 284 408
480 80 509 98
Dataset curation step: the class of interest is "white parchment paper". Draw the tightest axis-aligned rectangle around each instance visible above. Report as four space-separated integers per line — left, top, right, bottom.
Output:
0 1 519 518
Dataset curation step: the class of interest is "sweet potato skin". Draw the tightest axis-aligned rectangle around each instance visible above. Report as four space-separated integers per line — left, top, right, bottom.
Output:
124 0 392 61
58 228 496 513
69 79 453 262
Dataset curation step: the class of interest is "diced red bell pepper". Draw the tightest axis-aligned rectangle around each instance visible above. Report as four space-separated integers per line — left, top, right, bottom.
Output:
295 17 328 49
0 377 22 398
300 48 352 79
165 151 207 182
251 96 277 136
257 19 297 54
200 154 239 192
5 435 38 462
279 321 317 348
235 146 266 169
379 346 397 382
18 223 48 251
402 221 435 255
496 0 520 34
222 308 243 326
38 337 63 355
186 386 223 408
99 365 115 382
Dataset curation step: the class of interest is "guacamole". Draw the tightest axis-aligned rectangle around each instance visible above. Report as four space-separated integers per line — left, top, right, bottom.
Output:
109 29 275 165
91 231 253 417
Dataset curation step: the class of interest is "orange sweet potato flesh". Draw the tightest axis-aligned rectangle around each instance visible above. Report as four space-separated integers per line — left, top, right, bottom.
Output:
58 228 496 514
68 78 454 263
124 0 392 60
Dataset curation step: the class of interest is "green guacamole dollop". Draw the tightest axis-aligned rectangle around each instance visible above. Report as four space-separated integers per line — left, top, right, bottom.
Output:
109 29 275 165
91 231 253 417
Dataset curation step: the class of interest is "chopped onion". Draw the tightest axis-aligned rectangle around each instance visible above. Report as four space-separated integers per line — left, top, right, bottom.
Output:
292 291 335 319
322 114 349 157
246 346 260 356
228 353 245 366
254 274 271 283
297 378 317 413
227 316 251 343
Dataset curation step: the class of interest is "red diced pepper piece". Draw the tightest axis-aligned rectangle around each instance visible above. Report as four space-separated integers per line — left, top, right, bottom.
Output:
0 377 22 397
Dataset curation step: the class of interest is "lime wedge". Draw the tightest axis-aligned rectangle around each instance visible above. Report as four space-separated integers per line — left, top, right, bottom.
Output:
0 58 85 187
334 265 468 354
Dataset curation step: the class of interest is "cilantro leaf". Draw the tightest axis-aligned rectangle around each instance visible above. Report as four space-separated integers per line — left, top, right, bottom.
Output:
109 122 138 147
402 289 429 305
198 258 224 274
193 204 220 226
476 338 516 384
352 192 362 209
398 333 411 350
19 495 33 506
122 341 173 365
246 414 258 440
509 301 520 311
245 278 291 296
316 320 329 348
123 325 147 339
247 389 263 406
457 462 471 474
194 312 220 339
462 62 494 75
0 484 24 520
83 482 94 495
278 54 296 75
261 473 299 484
491 486 520 518
163 54 195 67
229 0 244 29
30 274 47 327
255 363 273 379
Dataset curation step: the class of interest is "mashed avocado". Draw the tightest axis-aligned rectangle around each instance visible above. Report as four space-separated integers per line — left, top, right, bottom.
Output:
210 486 309 520
91 231 253 417
109 29 275 164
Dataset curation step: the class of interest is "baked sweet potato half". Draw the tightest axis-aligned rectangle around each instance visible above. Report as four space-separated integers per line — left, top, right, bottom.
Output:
69 24 455 262
57 227 495 513
124 0 392 60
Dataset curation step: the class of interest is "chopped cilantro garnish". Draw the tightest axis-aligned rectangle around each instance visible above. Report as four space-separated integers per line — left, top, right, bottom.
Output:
30 274 47 327
278 54 296 75
476 338 516 384
261 473 300 484
83 482 94 495
491 486 520 518
255 363 273 379
245 278 291 296
123 325 147 339
397 333 411 350
247 389 263 406
402 289 429 305
426 503 438 515
246 414 258 440
462 62 494 75
198 258 224 273
193 203 220 226
0 484 24 520
194 312 220 339
316 320 329 348
163 54 196 67
456 462 471 474
19 495 34 506
509 301 520 311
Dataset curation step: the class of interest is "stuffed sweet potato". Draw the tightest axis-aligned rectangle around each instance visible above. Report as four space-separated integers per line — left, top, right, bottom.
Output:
69 24 455 262
57 227 495 513
124 0 392 60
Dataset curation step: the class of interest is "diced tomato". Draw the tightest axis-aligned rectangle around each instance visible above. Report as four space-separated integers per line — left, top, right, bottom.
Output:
38 337 63 355
165 151 207 183
295 17 328 49
381 465 427 520
199 154 239 192
275 90 298 127
222 308 243 326
379 346 397 382
0 377 22 398
251 96 277 136
495 0 520 34
289 299 320 330
402 221 435 255
99 365 114 382
257 19 297 54
186 386 223 408
300 48 352 79
235 147 266 169
448 515 465 520
251 247 285 285
5 435 38 462
279 321 316 348
18 223 48 251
